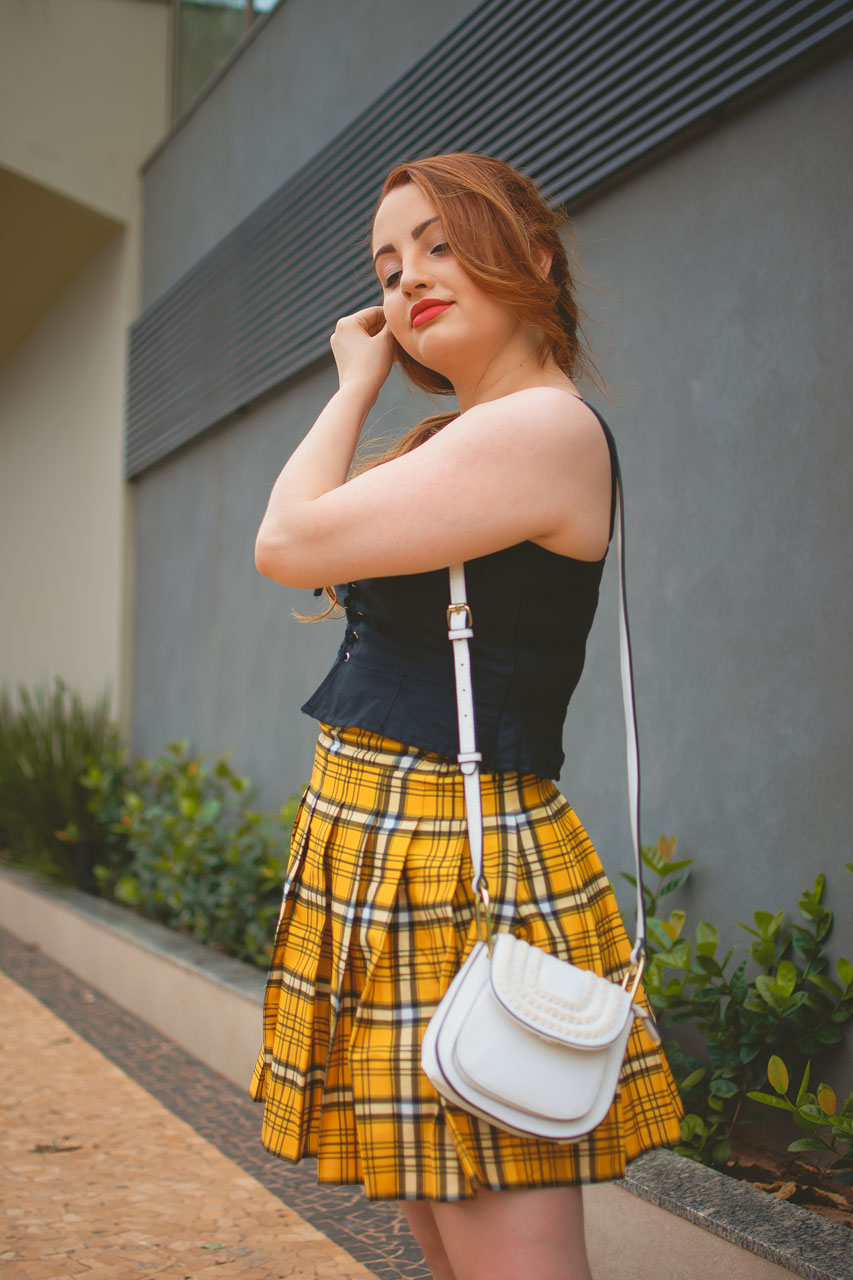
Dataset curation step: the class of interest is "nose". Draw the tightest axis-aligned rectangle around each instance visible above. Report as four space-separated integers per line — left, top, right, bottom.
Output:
399 252 434 297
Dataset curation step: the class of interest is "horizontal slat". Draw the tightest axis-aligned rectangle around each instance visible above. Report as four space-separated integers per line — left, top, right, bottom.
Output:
126 0 853 477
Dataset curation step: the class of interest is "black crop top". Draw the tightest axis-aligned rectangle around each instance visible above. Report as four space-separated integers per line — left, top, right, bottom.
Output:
301 407 618 778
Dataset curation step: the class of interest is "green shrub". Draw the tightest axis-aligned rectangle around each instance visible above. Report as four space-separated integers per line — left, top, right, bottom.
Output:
626 839 853 1168
84 740 298 968
748 1055 853 1186
0 678 128 889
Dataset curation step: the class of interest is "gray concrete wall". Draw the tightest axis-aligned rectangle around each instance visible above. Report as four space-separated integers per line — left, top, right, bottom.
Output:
132 19 853 1030
564 49 853 962
140 0 482 305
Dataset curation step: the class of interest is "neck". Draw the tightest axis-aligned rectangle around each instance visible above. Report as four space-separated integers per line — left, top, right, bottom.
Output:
449 348 576 412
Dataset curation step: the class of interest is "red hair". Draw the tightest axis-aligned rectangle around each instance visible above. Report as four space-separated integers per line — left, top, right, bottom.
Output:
374 151 602 396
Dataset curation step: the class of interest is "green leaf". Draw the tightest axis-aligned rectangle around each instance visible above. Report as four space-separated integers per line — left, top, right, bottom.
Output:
696 921 719 957
709 1078 739 1098
815 916 832 942
817 1084 837 1116
808 973 842 998
661 858 694 874
680 1114 708 1142
795 1060 812 1107
730 959 749 1000
679 1068 706 1093
711 1139 732 1165
197 797 222 824
647 918 675 951
767 1056 789 1095
775 960 797 999
754 975 783 1010
815 1024 842 1045
641 846 667 874
751 909 785 938
788 1137 831 1153
661 941 691 971
837 957 853 988
746 1091 793 1111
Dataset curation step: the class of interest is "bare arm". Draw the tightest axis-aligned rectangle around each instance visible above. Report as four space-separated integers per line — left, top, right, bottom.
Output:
255 381 612 588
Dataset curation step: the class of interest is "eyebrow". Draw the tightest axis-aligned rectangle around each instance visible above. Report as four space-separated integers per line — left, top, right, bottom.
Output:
372 215 441 265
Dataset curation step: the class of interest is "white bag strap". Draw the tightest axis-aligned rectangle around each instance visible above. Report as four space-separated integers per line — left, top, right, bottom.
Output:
447 451 646 961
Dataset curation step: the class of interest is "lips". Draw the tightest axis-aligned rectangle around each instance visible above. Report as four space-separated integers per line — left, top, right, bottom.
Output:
410 298 454 328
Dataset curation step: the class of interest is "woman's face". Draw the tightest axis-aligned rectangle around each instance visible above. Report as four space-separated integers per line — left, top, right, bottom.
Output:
372 182 521 378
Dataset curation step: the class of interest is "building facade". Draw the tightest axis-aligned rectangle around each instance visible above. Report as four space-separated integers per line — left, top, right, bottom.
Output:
3 1 850 1002
129 1 853 970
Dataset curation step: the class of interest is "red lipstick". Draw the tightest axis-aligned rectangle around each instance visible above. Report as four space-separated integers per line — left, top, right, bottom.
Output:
410 298 454 328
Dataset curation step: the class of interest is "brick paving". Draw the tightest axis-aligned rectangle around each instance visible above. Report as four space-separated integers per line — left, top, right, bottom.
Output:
0 927 429 1279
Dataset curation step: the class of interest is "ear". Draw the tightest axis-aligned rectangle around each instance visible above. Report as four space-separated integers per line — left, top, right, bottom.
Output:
533 242 553 279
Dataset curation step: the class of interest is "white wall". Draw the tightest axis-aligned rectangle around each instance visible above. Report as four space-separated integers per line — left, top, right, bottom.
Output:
0 0 170 720
0 0 171 223
0 228 136 706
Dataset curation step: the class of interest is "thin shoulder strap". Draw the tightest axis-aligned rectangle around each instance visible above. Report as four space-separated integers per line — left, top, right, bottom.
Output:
446 444 646 962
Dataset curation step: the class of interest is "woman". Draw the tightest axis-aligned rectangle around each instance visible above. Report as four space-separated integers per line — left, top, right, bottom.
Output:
249 152 683 1280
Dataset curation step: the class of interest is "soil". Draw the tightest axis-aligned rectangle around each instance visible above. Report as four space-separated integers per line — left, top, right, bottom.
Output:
725 1137 852 1229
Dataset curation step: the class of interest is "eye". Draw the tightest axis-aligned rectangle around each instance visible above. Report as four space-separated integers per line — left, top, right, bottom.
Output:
429 241 450 256
382 268 401 289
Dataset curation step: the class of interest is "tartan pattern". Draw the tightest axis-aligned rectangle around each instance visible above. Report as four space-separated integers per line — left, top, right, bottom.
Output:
249 725 683 1201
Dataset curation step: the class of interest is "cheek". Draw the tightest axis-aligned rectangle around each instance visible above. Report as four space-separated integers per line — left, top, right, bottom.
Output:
383 301 407 341
383 301 417 355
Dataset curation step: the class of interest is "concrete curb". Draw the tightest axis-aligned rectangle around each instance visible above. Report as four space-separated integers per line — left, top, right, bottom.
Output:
0 864 264 1089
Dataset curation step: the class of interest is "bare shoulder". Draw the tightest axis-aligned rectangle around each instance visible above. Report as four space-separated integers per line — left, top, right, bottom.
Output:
447 386 609 469
450 387 612 560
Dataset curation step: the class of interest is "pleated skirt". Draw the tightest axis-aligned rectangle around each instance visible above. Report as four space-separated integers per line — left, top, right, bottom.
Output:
249 724 683 1201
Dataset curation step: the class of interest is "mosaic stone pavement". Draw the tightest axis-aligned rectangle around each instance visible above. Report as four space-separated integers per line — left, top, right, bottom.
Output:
0 925 430 1279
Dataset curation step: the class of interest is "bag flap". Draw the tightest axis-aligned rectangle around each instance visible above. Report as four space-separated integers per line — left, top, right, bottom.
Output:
489 934 633 1049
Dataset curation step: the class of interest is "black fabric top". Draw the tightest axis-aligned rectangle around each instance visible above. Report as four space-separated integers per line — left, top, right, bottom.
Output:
301 405 618 779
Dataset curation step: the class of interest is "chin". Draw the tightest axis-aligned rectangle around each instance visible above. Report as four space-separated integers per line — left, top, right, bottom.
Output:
394 336 448 380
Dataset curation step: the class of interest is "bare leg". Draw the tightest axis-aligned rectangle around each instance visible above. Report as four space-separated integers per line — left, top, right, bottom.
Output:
399 1201 460 1280
429 1184 592 1280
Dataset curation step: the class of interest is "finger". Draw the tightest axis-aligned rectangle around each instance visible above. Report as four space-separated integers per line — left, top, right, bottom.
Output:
332 306 385 339
352 304 385 320
337 305 384 327
356 306 387 337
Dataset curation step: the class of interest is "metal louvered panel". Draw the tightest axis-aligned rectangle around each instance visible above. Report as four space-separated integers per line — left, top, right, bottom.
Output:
126 0 853 477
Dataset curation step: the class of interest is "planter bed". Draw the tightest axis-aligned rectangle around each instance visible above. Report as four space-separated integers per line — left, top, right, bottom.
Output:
0 865 849 1280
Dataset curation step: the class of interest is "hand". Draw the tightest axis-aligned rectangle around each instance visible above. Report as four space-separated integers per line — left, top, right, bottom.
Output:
330 305 395 400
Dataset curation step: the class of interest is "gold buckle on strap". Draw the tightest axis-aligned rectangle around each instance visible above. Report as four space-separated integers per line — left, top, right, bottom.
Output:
473 881 494 952
620 952 646 1001
447 603 473 629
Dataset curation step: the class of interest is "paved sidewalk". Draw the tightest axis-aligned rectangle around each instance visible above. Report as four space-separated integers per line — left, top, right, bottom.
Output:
0 928 428 1280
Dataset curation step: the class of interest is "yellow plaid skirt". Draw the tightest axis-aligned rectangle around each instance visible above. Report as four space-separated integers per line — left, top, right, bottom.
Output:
249 724 683 1201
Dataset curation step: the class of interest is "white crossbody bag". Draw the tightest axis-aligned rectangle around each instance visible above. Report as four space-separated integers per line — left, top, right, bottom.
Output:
421 455 658 1141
